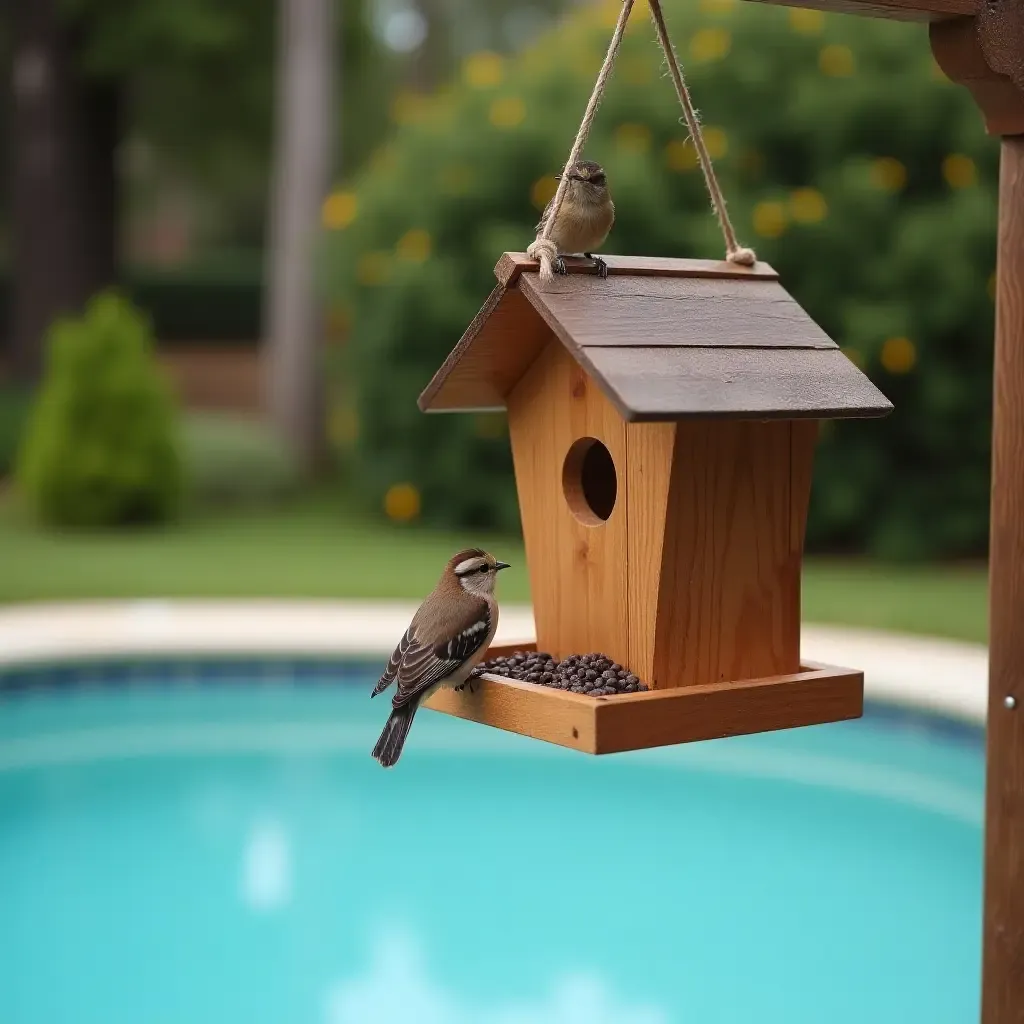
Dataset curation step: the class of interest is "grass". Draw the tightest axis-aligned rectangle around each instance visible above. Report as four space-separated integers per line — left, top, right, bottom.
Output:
0 489 988 644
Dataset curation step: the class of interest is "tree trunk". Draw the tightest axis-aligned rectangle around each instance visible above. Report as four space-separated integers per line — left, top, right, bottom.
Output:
8 0 120 382
263 0 335 473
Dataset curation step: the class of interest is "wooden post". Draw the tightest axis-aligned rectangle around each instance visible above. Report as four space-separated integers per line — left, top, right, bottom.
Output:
980 134 1024 1024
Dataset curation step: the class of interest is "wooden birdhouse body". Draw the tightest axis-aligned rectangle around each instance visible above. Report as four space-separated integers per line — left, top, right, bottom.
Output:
419 254 892 754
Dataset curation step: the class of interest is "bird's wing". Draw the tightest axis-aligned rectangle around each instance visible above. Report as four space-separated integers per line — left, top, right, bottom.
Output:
371 625 416 697
391 606 492 710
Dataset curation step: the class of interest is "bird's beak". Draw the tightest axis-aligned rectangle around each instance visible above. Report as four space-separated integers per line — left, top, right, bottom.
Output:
494 561 511 571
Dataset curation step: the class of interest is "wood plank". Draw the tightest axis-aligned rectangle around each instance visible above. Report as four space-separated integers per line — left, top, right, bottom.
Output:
418 286 551 412
507 340 631 671
519 274 838 350
576 346 894 421
742 0 976 22
625 420 676 683
981 135 1024 1024
423 662 864 754
593 662 863 753
651 420 801 689
495 252 779 288
789 420 821 651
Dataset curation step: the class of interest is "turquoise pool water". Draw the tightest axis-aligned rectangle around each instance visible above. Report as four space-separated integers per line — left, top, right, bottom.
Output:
0 670 983 1024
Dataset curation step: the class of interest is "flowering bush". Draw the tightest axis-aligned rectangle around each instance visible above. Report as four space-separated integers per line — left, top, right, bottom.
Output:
326 0 997 557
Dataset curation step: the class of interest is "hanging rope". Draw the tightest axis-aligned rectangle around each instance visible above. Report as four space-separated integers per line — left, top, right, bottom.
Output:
527 0 635 281
527 0 755 283
647 0 755 266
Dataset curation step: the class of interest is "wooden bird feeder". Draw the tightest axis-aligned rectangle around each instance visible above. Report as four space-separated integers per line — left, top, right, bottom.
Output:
419 252 892 753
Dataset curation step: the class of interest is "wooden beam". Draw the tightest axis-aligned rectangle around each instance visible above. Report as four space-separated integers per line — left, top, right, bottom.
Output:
981 135 1024 1024
741 0 976 22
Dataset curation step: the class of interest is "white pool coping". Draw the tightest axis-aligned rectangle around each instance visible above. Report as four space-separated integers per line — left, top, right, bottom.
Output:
0 600 989 725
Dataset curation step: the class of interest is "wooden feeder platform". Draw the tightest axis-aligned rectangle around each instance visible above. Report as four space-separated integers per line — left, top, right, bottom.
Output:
425 643 863 754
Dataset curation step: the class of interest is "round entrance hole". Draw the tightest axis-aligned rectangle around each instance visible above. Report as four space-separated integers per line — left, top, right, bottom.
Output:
562 437 617 525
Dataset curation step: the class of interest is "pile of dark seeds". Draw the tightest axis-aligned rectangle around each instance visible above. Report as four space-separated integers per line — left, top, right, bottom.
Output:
472 651 648 696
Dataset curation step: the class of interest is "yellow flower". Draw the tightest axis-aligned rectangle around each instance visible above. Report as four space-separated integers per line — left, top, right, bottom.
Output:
489 96 526 128
665 139 699 172
396 229 431 263
691 27 732 62
384 483 421 522
356 251 391 287
615 122 652 153
943 153 977 189
753 200 787 238
842 347 864 369
463 51 503 89
439 164 474 196
789 187 827 224
789 8 824 34
322 191 357 230
819 44 855 77
703 127 729 159
531 174 558 210
870 157 907 192
880 336 916 374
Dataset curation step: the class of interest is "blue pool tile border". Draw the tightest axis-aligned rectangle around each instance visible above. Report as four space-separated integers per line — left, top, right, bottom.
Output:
0 654 985 748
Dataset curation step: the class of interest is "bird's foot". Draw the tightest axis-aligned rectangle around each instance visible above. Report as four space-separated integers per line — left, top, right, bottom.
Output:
553 255 568 276
584 253 609 279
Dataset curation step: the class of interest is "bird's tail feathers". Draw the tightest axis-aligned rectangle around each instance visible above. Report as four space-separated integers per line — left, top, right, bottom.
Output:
370 676 391 698
372 704 417 768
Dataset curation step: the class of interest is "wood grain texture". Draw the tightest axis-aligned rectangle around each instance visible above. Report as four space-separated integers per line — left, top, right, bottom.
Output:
424 662 863 754
931 16 1024 136
578 346 893 421
981 136 1024 1024
625 420 676 683
418 286 551 412
651 421 802 689
743 0 976 21
518 274 838 350
495 252 780 287
507 339 631 668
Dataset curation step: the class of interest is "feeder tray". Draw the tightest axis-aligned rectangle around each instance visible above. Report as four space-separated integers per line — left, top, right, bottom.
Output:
420 253 892 754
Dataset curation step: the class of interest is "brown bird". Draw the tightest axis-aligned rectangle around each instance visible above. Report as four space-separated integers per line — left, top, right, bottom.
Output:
370 548 510 768
536 159 615 278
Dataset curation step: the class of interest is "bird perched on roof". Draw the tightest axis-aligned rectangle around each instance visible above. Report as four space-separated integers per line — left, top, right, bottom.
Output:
370 548 510 768
536 159 615 279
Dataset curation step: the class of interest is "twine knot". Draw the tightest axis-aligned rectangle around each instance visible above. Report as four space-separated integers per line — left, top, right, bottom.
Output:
526 237 559 283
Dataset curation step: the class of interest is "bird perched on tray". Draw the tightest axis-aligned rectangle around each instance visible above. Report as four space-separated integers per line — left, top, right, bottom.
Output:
536 159 615 279
370 548 510 768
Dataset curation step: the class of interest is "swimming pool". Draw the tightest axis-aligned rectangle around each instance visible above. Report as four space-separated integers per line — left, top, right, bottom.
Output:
0 662 983 1024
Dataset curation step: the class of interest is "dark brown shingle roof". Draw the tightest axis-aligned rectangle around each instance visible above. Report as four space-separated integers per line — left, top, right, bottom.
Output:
418 253 892 422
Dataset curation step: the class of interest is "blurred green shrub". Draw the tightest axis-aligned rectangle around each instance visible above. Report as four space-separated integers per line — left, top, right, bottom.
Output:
181 412 300 510
0 385 32 479
327 0 997 558
17 291 183 527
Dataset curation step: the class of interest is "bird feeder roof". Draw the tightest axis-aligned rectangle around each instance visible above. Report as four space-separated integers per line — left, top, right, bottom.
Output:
418 253 892 422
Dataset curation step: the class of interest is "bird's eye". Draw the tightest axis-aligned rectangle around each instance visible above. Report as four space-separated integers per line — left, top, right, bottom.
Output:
592 174 606 186
479 565 490 574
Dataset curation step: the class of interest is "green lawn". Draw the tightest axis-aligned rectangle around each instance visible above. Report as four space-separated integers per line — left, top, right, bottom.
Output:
0 490 988 644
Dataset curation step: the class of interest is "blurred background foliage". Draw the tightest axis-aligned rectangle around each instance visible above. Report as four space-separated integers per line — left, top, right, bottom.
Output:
17 292 183 527
326 0 997 560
